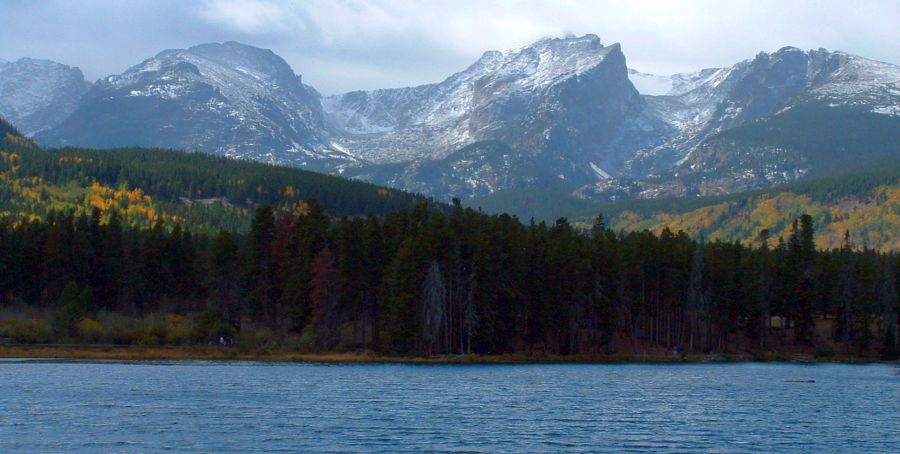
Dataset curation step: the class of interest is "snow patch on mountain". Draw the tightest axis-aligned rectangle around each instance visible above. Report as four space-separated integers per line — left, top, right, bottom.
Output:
668 68 729 96
627 69 672 96
627 68 729 97
590 162 612 179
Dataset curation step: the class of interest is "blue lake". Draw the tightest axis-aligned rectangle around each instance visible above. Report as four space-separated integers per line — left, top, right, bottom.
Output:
1 360 898 452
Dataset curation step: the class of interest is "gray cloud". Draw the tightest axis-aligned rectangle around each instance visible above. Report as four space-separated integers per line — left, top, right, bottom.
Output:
1 0 898 94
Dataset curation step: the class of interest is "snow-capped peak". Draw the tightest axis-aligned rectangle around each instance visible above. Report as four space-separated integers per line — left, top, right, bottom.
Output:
323 34 631 164
486 34 614 90
37 42 355 169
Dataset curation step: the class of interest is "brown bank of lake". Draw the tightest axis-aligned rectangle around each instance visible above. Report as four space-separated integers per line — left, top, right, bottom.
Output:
0 344 889 364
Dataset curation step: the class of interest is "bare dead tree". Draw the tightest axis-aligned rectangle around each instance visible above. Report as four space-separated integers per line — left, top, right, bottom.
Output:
422 259 447 355
686 238 704 351
464 280 477 355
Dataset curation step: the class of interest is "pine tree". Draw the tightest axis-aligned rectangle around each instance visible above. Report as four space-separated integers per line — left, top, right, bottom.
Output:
209 230 242 332
362 215 385 350
42 213 75 304
835 253 857 344
787 217 815 344
337 216 367 347
247 205 276 325
853 250 879 352
310 247 341 350
878 256 898 359
380 238 425 354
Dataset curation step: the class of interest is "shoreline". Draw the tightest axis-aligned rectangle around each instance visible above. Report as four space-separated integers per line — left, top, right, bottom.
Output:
0 344 892 365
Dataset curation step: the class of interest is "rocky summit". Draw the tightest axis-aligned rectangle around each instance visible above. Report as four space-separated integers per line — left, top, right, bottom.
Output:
327 35 671 198
610 46 900 200
35 42 355 170
0 58 91 136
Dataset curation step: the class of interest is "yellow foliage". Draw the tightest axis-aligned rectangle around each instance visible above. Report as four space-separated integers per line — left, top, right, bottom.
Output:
288 201 311 216
5 133 33 148
163 314 192 345
77 318 105 343
0 151 19 164
58 156 93 165
608 183 900 251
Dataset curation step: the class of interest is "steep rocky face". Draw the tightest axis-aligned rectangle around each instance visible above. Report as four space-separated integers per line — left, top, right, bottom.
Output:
564 48 900 204
327 35 671 198
466 40 668 174
675 48 876 135
672 101 900 197
343 140 580 200
0 58 91 135
37 42 353 170
681 49 897 170
610 48 900 196
630 49 812 173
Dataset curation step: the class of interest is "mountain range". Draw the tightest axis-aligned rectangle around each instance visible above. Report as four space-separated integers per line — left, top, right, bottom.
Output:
2 35 897 208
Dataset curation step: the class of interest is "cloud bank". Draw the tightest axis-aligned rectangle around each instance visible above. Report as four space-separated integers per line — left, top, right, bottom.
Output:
1 0 898 94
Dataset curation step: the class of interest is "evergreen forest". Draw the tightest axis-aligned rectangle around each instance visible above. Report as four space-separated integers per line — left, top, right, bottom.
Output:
1 118 898 359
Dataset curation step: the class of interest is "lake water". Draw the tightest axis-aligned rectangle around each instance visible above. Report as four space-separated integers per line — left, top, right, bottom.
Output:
1 360 897 453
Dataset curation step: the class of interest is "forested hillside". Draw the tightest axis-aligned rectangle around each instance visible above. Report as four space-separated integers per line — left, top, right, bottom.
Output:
596 163 900 250
472 162 900 251
0 117 430 232
684 103 900 181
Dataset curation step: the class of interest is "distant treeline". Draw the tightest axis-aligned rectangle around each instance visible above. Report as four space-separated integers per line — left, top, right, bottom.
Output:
13 145 428 215
0 116 433 234
1 202 897 359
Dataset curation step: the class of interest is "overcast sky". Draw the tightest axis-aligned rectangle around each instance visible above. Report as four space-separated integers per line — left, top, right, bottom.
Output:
2 0 898 94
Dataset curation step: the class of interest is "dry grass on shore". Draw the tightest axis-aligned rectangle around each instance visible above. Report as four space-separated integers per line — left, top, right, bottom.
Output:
0 344 885 364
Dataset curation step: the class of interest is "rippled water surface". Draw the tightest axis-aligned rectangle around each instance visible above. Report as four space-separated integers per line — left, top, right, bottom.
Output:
1 360 898 452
